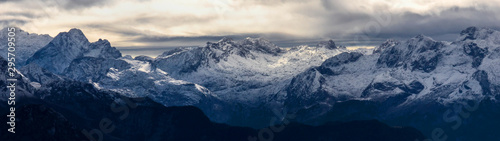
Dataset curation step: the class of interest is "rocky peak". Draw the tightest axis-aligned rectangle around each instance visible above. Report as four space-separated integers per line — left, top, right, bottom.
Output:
94 38 110 45
68 28 86 37
239 37 282 55
409 34 435 43
86 39 122 59
134 55 155 62
373 39 400 54
26 28 122 74
206 37 282 56
460 26 478 41
458 26 497 41
407 34 443 52
218 37 234 43
321 52 363 67
377 34 444 72
317 40 342 49
52 28 89 49
49 28 90 50
240 37 271 46
206 37 237 51
463 42 488 68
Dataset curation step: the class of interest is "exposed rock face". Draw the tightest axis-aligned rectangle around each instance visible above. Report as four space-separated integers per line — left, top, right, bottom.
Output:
317 39 345 50
240 37 284 55
373 39 400 54
26 28 121 74
460 26 479 41
281 27 500 141
63 57 131 82
377 34 445 73
463 42 488 68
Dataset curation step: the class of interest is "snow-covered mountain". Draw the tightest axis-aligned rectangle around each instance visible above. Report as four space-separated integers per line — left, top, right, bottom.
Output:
26 28 121 73
17 27 500 112
46 34 359 105
279 27 500 140
63 56 220 107
284 27 500 112
0 28 53 67
5 26 500 140
17 29 365 125
154 37 354 103
13 29 215 108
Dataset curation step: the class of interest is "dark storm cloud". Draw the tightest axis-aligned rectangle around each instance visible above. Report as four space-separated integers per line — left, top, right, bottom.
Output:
3 12 41 19
3 0 500 48
85 24 145 36
304 2 500 45
63 0 110 9
360 6 500 41
130 33 297 43
3 0 110 9
3 0 113 10
125 1 500 47
0 0 16 2
132 13 218 27
83 13 219 38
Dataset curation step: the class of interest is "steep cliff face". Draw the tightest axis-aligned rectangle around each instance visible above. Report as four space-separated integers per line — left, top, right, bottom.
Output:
26 29 121 74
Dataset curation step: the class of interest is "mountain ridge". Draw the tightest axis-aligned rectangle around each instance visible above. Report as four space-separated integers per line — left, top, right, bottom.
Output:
26 28 121 73
3 26 500 140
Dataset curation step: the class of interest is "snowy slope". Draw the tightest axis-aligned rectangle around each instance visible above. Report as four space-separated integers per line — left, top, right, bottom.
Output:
0 28 53 67
26 29 121 74
154 37 361 103
59 36 361 106
14 27 500 112
10 27 500 137
62 56 218 107
284 27 500 114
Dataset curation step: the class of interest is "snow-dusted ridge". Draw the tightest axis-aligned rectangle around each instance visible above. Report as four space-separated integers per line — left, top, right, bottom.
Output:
16 27 370 107
3 27 498 130
153 37 364 103
4 27 500 140
0 27 53 67
14 27 500 108
285 27 500 112
26 28 121 74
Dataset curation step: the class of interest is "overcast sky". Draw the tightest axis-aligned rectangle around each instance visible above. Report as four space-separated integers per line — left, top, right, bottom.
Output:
1 0 500 48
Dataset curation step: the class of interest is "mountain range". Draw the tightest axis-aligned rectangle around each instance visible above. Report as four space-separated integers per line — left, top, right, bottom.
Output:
1 26 500 140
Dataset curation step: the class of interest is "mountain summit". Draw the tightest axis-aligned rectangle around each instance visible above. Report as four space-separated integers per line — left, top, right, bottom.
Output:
26 28 121 73
317 39 345 49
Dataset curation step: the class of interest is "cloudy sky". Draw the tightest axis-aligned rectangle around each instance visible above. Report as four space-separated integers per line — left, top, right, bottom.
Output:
1 0 500 49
